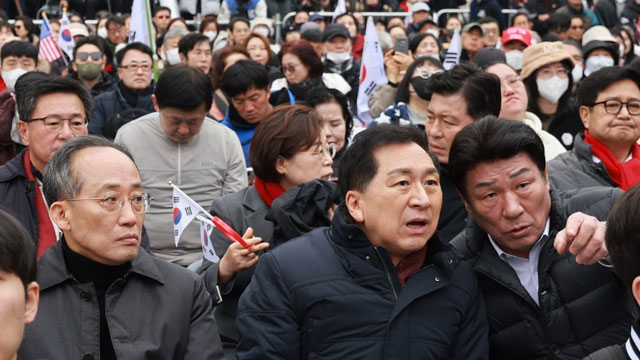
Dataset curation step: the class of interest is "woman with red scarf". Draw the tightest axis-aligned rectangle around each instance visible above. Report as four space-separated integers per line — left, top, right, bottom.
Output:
199 104 334 357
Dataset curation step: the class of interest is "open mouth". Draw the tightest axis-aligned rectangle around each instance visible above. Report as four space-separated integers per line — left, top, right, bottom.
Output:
407 220 427 228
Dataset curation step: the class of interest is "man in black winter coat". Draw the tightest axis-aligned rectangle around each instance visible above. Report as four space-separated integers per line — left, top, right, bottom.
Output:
449 117 631 359
236 125 490 359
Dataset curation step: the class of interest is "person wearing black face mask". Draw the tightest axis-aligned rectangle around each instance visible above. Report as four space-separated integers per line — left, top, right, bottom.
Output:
373 56 444 130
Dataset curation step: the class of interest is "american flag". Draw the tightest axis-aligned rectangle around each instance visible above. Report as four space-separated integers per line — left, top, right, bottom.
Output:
39 15 62 62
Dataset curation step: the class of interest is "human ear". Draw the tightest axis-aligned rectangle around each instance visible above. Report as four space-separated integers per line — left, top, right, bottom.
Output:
24 281 39 324
632 276 640 308
17 121 30 146
578 105 590 129
345 190 364 223
49 201 71 231
275 156 288 176
151 94 160 112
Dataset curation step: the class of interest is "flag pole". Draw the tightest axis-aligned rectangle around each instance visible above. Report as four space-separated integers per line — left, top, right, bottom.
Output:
143 0 159 84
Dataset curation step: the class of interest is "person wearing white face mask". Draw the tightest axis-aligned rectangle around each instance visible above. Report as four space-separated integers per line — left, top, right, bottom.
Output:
521 41 585 150
322 24 360 106
581 25 619 77
500 27 532 71
158 27 189 69
0 41 38 165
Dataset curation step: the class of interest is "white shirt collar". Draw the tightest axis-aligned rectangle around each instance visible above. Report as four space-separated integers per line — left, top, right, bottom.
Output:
488 219 550 259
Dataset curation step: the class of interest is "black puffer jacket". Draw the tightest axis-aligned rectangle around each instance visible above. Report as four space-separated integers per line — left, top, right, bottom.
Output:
547 133 617 191
451 188 631 360
237 206 490 359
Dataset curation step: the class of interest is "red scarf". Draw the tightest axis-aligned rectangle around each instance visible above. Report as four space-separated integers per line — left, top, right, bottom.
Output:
583 131 640 190
396 245 428 287
254 177 286 207
23 150 56 258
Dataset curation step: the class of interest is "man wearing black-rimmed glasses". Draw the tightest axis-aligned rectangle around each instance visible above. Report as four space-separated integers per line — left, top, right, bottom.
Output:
548 66 640 191
18 135 224 360
89 42 155 140
0 76 91 258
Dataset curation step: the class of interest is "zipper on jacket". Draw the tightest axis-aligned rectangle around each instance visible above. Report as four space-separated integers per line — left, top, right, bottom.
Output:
375 247 399 300
177 143 182 184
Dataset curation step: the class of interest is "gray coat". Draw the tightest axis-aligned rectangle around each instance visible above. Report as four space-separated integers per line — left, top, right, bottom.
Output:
199 185 273 353
547 134 616 191
19 240 224 359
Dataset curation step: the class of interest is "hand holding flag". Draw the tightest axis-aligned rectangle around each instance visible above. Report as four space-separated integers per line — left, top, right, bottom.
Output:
356 17 388 125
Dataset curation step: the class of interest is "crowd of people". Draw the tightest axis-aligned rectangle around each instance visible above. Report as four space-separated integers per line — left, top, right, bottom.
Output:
1 0 640 359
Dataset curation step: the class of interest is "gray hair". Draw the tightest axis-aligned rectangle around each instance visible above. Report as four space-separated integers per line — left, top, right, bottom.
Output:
163 27 189 42
43 136 137 205
17 77 93 122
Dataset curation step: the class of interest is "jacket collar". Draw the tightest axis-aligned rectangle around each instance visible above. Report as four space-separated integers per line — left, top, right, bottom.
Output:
37 239 164 291
0 148 28 182
331 203 461 271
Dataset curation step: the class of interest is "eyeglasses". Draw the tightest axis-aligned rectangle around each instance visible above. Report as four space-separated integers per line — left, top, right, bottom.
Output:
76 51 102 61
315 144 336 159
537 67 569 79
25 115 87 134
502 75 523 88
591 99 640 115
282 63 300 74
120 63 152 72
65 191 153 213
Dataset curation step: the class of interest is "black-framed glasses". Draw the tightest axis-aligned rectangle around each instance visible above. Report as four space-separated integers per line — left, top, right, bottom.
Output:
65 191 153 213
591 99 640 115
24 115 87 134
76 51 102 61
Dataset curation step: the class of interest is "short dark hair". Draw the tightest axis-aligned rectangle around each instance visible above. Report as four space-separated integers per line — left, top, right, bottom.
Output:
115 42 153 65
1 40 38 63
578 66 640 107
178 32 210 56
548 13 571 33
339 125 436 196
0 207 36 292
605 184 640 296
221 59 270 98
230 17 250 32
478 16 499 26
278 40 323 79
153 5 170 16
449 116 546 200
18 77 93 123
106 15 125 29
43 136 136 206
73 35 105 60
250 105 322 183
426 62 501 120
155 64 213 111
210 45 250 89
304 87 354 143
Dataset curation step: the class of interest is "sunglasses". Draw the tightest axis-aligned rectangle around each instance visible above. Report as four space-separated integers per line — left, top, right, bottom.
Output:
76 51 102 61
